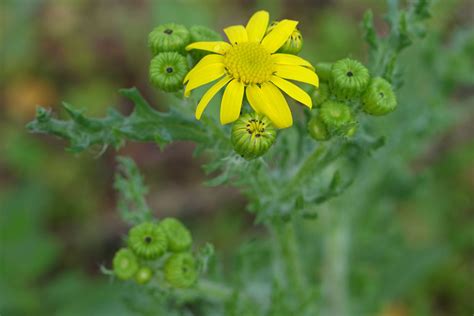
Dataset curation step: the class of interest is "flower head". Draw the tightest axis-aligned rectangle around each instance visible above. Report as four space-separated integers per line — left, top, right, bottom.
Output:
184 11 319 129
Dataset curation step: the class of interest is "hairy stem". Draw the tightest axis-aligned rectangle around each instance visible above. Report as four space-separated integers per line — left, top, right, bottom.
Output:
321 206 351 316
271 219 306 296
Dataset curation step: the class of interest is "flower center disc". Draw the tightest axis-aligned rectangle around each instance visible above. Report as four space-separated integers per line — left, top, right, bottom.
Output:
246 118 266 137
224 42 274 85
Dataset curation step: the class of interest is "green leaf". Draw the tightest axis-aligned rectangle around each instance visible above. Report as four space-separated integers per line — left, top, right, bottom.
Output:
26 87 208 153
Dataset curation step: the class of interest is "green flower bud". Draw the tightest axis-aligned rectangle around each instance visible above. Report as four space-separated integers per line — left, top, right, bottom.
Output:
330 58 370 99
307 115 330 141
134 266 153 285
128 222 168 259
164 253 197 288
319 100 355 136
189 25 222 62
148 23 190 55
315 62 333 82
231 112 277 160
113 248 139 280
361 77 397 116
149 52 188 92
267 21 303 55
159 218 192 252
311 82 330 107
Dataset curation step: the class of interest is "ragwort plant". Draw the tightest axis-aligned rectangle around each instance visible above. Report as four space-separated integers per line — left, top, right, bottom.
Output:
27 1 434 315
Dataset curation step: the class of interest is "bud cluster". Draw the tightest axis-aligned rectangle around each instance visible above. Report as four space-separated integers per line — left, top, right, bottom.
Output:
112 218 198 288
308 58 397 141
148 23 222 93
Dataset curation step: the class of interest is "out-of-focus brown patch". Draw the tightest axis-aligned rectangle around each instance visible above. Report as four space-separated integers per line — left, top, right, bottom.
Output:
3 77 58 122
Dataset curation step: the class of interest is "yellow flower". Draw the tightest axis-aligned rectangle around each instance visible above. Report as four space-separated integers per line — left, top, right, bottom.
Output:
184 10 319 129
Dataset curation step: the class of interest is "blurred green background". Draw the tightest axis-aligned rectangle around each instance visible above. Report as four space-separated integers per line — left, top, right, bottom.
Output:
1 0 473 315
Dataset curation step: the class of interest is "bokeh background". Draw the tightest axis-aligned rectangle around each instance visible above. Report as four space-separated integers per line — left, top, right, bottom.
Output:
1 0 473 315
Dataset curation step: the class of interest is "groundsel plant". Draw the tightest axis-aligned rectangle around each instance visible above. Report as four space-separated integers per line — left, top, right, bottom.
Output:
27 1 433 314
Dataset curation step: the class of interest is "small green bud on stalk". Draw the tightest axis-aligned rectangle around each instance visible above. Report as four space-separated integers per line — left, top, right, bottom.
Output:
159 218 193 252
231 112 276 160
361 77 397 116
330 58 370 99
307 115 330 141
134 266 153 285
164 253 198 288
148 23 190 55
128 222 168 259
113 248 139 280
267 21 303 55
311 83 330 107
189 25 222 62
149 52 188 92
319 100 355 136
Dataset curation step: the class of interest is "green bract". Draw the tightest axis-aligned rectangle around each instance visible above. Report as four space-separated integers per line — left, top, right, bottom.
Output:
330 58 370 99
231 112 276 160
159 218 193 252
128 222 168 259
113 248 139 280
362 77 397 115
148 23 190 55
164 253 198 288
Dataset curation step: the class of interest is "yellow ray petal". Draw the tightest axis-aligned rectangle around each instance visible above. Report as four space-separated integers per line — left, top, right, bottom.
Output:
271 76 312 108
184 64 226 96
246 84 293 129
220 79 245 124
224 25 248 45
261 19 298 53
274 64 319 88
245 84 265 113
272 53 314 70
260 82 293 128
186 41 231 54
246 10 269 42
195 76 232 120
184 54 224 83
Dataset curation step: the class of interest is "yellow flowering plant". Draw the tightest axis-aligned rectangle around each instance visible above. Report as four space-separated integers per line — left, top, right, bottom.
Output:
184 10 318 128
26 1 437 314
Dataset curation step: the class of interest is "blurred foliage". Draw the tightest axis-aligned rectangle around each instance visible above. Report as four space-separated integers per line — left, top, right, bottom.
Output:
1 0 473 315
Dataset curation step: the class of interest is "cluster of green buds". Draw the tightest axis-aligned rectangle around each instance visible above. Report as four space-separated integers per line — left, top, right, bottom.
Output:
112 218 198 288
308 58 397 141
148 23 221 93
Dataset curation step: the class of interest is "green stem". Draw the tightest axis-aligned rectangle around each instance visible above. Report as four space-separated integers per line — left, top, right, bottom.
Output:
321 206 351 316
271 219 306 296
177 279 234 303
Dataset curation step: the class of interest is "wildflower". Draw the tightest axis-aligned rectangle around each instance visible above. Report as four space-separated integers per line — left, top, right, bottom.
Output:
231 112 276 159
159 218 193 252
113 248 139 280
319 100 356 136
134 266 153 284
149 52 188 92
330 58 370 99
307 116 329 141
362 77 397 115
184 10 319 129
164 253 198 288
128 222 168 259
267 21 303 55
148 23 190 55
